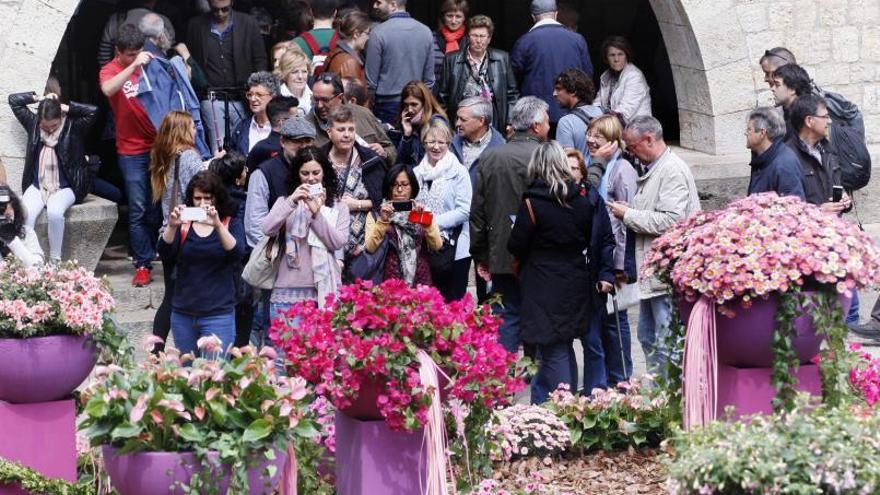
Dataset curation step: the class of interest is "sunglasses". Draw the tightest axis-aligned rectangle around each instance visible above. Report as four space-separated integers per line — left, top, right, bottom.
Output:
211 5 231 13
763 49 791 64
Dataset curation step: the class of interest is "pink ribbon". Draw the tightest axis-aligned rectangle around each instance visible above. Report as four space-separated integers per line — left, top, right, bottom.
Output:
683 295 718 430
280 442 298 495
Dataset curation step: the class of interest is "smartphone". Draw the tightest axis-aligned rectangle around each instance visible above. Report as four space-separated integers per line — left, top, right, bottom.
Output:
832 185 844 202
180 207 207 222
308 184 324 197
392 200 413 212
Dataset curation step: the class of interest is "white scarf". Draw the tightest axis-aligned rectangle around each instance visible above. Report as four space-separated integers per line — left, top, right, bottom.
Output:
414 152 459 236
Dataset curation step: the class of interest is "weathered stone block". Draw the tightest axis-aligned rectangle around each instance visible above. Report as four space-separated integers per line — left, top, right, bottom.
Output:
706 61 757 114
787 29 833 64
862 26 880 62
791 0 818 30
679 110 717 154
32 195 118 271
848 0 880 25
737 3 770 33
658 21 705 71
712 110 753 155
649 0 689 26
832 26 861 62
820 0 849 27
865 114 880 144
862 84 880 114
691 10 752 70
670 66 712 113
813 63 852 86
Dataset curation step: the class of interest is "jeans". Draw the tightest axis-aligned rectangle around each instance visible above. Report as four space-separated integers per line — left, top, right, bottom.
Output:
92 177 124 204
200 99 246 153
847 291 860 325
118 153 159 269
530 340 577 404
637 294 673 376
490 274 522 353
372 98 400 127
601 310 632 386
170 311 235 359
432 257 471 302
250 289 273 347
580 311 607 393
21 185 75 260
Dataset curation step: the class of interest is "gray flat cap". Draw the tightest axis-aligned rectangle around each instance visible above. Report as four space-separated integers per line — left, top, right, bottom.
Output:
530 0 557 15
279 116 316 140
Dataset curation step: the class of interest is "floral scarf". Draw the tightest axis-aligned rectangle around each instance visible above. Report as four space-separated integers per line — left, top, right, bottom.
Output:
334 152 368 256
38 118 65 202
390 212 421 286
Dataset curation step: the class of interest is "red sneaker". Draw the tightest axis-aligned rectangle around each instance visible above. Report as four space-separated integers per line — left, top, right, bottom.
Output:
132 267 152 287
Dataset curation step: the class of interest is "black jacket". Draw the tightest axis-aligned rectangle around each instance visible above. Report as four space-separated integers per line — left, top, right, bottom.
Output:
185 11 267 94
747 138 806 200
437 47 519 131
508 180 607 345
784 134 842 206
318 141 386 208
246 131 282 173
8 92 98 202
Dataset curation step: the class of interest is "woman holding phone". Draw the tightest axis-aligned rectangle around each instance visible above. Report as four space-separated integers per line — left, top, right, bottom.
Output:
396 81 448 166
262 146 350 316
158 171 245 359
364 164 442 287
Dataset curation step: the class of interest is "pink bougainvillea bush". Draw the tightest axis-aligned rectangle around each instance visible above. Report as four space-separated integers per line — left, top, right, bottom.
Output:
270 279 526 431
0 259 114 337
642 193 880 314
849 343 880 406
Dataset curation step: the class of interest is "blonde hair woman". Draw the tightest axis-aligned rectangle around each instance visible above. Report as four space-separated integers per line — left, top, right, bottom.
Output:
507 141 615 404
413 119 472 301
274 47 313 115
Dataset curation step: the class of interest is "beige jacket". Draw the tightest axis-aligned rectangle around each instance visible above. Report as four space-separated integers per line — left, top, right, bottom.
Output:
622 148 700 299
594 63 653 123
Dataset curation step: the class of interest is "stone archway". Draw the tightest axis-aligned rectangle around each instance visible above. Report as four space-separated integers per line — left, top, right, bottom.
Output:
650 0 758 155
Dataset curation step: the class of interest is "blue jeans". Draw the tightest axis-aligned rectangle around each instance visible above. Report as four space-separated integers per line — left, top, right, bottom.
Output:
490 274 521 353
250 289 273 348
847 291 860 325
601 310 632 386
118 153 159 269
372 98 400 126
530 340 577 404
171 311 235 359
637 295 673 377
580 311 607 393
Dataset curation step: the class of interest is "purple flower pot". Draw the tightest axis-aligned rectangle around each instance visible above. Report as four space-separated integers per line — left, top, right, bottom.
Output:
678 291 851 368
0 335 97 403
102 446 287 495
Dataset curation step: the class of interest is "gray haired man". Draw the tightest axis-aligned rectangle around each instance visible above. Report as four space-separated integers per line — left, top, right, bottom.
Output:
608 115 701 375
745 107 805 199
470 96 550 352
451 97 507 185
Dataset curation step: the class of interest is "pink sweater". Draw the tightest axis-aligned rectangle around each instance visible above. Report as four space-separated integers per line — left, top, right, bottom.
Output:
261 198 350 289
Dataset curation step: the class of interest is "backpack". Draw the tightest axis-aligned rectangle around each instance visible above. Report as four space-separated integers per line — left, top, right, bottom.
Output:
829 124 872 191
569 106 598 128
814 83 865 139
301 30 339 77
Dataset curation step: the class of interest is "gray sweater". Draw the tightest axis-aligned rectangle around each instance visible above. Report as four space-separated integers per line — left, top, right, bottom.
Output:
365 13 435 99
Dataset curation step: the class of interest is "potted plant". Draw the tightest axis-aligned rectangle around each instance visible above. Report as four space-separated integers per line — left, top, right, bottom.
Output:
271 279 526 433
642 193 880 422
78 339 319 495
0 259 126 403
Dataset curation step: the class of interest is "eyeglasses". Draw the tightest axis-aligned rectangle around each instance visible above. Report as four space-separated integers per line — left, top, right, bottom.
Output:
811 114 832 121
393 182 411 189
245 91 271 100
469 33 490 40
210 5 231 13
312 94 342 104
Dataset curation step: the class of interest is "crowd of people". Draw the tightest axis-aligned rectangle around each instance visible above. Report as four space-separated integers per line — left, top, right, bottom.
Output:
1 0 874 401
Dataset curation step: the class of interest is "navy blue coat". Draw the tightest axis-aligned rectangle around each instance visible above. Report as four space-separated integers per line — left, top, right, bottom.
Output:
747 138 806 200
510 23 593 123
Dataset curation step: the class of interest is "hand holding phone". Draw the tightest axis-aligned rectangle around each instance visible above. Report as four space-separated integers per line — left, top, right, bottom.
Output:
180 207 207 222
832 185 844 202
392 200 413 212
308 183 324 197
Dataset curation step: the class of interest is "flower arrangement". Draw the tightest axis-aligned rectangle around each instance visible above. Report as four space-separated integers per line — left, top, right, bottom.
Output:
546 376 672 452
849 343 880 406
0 259 131 364
665 396 880 494
486 404 570 462
642 193 880 314
78 340 318 493
271 279 525 431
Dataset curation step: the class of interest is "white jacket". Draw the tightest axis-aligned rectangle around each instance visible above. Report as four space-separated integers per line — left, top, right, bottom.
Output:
594 63 653 122
622 148 700 300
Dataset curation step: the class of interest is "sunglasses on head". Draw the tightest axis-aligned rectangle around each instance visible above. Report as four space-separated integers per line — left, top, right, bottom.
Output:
211 5 231 13
763 49 791 64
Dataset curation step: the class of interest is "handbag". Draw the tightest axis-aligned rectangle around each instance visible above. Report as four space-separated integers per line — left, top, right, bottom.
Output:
347 238 389 284
606 282 640 315
428 224 463 273
242 228 283 290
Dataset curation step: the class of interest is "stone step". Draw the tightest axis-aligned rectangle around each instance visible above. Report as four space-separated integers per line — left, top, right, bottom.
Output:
114 308 157 362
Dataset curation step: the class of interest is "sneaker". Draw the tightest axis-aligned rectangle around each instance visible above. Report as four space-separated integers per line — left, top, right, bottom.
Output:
849 320 880 338
132 267 152 287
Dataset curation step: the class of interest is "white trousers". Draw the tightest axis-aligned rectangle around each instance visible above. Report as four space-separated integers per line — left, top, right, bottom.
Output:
21 185 75 260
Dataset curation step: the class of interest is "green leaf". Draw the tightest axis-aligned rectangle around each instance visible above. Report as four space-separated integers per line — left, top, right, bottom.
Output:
570 427 582 446
178 423 204 443
293 422 320 439
111 422 142 440
85 398 109 418
242 419 272 442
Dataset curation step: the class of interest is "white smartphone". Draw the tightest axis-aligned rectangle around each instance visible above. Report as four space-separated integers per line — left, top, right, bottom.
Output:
180 207 207 222
308 184 324 197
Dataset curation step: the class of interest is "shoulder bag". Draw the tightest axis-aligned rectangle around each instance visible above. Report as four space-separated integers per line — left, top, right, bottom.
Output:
242 226 284 290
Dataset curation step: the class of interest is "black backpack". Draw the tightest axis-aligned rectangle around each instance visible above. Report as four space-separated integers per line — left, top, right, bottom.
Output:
814 83 865 139
829 124 872 191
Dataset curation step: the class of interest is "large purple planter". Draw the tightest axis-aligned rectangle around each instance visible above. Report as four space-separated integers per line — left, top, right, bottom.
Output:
678 292 851 368
102 446 286 495
0 335 97 403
